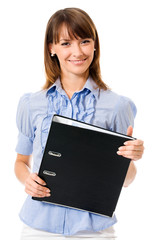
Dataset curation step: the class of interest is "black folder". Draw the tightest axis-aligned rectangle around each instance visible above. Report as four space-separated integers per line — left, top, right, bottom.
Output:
33 115 134 217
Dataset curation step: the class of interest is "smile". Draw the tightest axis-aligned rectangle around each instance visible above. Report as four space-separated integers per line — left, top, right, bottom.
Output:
68 58 87 65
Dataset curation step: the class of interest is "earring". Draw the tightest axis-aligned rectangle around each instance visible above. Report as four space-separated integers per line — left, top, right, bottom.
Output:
51 53 55 57
94 48 96 51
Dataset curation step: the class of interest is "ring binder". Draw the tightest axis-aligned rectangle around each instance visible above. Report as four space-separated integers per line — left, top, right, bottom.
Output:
33 114 134 218
48 151 61 157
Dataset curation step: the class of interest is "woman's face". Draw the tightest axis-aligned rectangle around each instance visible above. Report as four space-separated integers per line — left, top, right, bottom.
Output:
50 24 95 78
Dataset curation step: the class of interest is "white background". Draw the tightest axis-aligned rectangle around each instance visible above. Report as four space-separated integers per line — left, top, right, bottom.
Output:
0 0 160 239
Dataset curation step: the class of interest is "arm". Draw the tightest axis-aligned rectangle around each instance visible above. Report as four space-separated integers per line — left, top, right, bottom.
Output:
117 126 144 161
117 126 144 187
14 154 51 197
123 161 137 187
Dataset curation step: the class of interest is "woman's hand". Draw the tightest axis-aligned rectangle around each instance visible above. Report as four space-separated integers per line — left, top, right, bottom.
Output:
25 173 51 198
117 126 144 161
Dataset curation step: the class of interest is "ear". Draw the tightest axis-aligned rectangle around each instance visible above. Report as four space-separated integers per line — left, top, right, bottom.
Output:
94 41 96 52
48 43 56 55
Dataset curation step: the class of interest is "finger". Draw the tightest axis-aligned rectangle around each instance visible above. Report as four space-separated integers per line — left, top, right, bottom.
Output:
117 154 141 161
117 150 142 157
31 173 46 186
25 183 51 197
117 150 142 160
126 125 133 137
118 145 144 152
122 154 142 161
25 188 44 197
25 188 51 198
27 179 50 193
124 139 144 146
25 174 50 195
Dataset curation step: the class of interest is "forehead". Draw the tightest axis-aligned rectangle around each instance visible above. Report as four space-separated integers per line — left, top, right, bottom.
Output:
54 23 93 43
57 24 81 42
58 24 72 39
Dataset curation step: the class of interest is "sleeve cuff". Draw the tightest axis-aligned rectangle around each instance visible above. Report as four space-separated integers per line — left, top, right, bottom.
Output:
15 132 33 155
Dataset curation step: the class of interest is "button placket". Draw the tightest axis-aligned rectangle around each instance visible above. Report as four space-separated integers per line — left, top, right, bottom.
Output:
67 99 73 118
48 95 54 115
40 93 58 152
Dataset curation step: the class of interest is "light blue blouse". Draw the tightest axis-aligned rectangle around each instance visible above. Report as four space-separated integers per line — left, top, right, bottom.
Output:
15 76 137 235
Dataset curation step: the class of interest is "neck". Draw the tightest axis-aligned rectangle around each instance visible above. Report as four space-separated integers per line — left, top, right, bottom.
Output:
60 71 89 98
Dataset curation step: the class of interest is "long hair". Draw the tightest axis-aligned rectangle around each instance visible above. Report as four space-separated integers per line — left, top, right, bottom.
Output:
43 8 108 90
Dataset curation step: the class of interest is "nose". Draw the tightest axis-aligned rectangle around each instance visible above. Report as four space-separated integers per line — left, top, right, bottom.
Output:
72 43 83 58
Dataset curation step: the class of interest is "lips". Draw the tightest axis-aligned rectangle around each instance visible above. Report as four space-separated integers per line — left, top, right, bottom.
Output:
68 58 87 65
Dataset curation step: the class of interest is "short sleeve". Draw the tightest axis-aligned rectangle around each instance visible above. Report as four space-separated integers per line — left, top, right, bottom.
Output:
112 96 137 135
15 93 34 155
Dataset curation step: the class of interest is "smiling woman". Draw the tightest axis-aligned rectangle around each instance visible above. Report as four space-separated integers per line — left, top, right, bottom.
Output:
43 8 107 91
14 7 144 240
58 37 94 69
48 26 95 97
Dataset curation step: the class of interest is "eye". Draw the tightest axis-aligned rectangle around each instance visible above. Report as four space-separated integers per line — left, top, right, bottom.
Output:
61 42 70 46
81 39 90 44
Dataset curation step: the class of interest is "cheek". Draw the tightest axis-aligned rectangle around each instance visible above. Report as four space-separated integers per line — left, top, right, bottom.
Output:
85 46 94 57
86 48 95 63
54 46 70 59
56 52 70 64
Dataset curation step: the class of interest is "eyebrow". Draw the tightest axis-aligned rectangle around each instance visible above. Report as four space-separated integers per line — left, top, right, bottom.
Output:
59 37 91 42
59 39 71 42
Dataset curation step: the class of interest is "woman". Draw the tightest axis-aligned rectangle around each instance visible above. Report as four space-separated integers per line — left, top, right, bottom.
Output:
15 8 144 240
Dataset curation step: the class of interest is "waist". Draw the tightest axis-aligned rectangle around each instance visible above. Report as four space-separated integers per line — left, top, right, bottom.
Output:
19 196 117 235
21 223 117 239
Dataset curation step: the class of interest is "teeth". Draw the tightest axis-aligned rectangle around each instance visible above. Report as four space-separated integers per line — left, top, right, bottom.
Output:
69 59 86 63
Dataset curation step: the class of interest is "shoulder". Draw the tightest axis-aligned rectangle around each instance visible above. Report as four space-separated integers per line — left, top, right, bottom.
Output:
16 90 48 130
18 90 48 113
98 89 120 104
95 89 137 133
97 89 136 114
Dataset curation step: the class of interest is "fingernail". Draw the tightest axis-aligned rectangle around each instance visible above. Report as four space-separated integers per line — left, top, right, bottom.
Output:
46 193 51 197
124 142 128 145
117 151 121 155
118 147 123 150
46 189 50 193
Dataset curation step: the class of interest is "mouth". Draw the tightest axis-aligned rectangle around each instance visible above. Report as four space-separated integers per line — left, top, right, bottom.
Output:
68 58 87 65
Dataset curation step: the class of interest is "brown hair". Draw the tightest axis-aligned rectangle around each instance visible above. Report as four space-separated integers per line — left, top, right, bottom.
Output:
43 8 108 90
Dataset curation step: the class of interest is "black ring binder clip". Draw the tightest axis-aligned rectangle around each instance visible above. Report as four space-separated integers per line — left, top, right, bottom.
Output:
48 151 61 157
43 170 56 176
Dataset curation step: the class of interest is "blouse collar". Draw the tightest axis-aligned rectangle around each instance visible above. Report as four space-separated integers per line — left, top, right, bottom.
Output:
46 76 100 100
